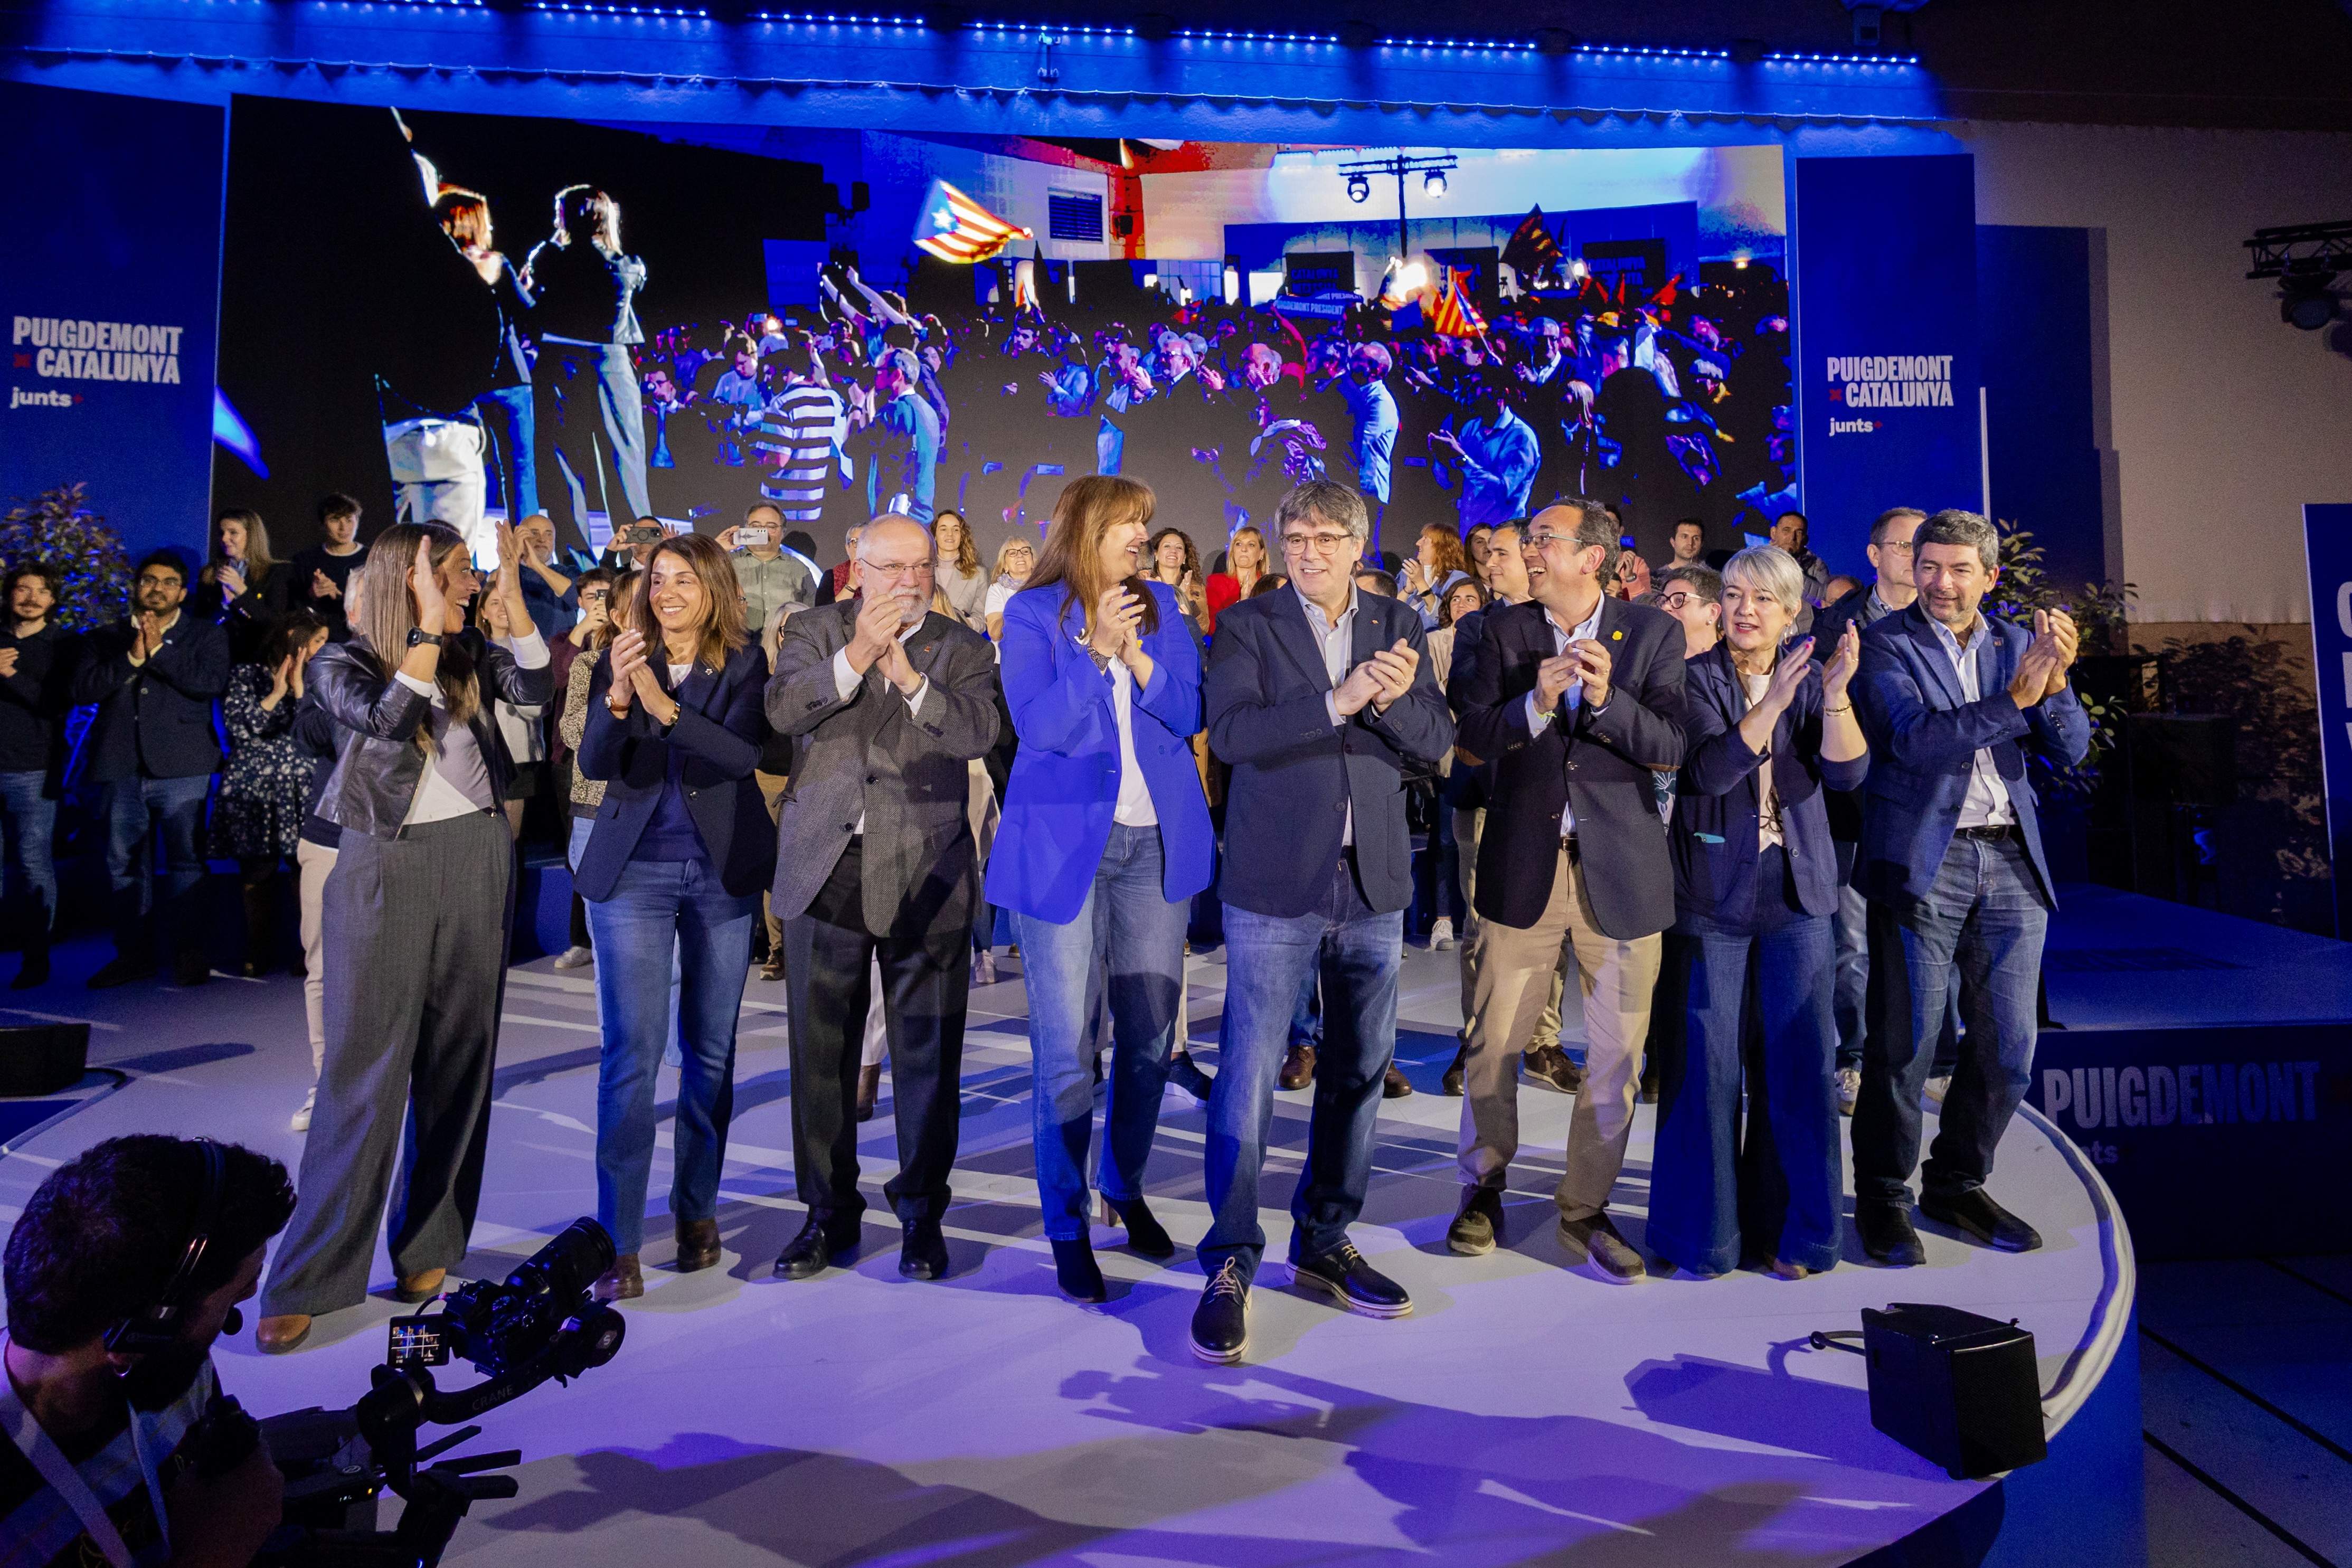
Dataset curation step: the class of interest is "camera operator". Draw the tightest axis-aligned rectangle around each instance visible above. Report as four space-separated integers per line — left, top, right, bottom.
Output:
2 1135 295 1567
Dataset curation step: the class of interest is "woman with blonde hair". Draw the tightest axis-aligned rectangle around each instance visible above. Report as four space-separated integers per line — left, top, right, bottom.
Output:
257 520 551 1352
931 509 989 631
984 533 1036 643
1203 524 1268 635
990 475 1215 1302
575 533 775 1299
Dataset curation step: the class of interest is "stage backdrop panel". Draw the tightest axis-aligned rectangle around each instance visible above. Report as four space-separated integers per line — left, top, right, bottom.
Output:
1 80 222 561
1794 153 1982 573
2306 502 2352 938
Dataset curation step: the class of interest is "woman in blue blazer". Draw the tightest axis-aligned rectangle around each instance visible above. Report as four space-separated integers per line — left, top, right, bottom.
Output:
1651 545 1868 1281
989 476 1215 1302
577 533 776 1301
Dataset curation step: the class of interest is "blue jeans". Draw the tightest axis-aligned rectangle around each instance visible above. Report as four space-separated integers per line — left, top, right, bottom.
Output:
585 855 757 1253
1013 824 1189 1242
0 771 56 947
102 773 210 961
1649 847 1841 1276
1201 852 1402 1283
476 383 539 521
1854 832 2050 1207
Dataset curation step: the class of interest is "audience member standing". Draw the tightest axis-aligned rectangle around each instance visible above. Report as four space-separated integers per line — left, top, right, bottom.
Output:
933 510 990 632
291 493 369 642
984 535 1035 644
765 516 999 1284
1658 564 1724 659
1446 500 1686 1280
511 513 580 643
1192 481 1451 1365
1203 525 1269 635
1658 517 1708 583
1419 576 1488 953
991 477 1214 1303
575 535 774 1300
549 567 616 969
211 610 330 977
1143 527 1207 627
0 565 73 989
1849 509 2087 1266
257 522 551 1352
72 551 231 990
195 509 292 662
724 501 818 639
1649 549 1865 1280
1398 524 1473 630
1811 506 1923 1111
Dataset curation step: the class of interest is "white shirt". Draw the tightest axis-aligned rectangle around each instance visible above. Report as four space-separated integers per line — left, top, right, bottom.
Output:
1523 595 1607 837
1086 638 1159 828
395 630 550 825
1928 614 2017 829
833 619 931 834
1736 667 1786 851
1297 585 1359 847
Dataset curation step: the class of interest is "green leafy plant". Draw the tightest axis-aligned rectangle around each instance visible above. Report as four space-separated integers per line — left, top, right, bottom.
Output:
0 484 131 634
1984 519 2137 800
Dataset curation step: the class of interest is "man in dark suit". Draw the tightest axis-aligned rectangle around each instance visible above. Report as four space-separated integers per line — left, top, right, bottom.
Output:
764 515 1000 1283
1446 500 1687 1280
1192 480 1453 1364
1850 509 2090 1265
70 551 231 989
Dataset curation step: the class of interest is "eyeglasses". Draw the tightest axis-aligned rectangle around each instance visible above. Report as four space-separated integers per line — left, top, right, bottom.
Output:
135 574 181 588
861 559 934 580
1877 540 1915 555
1660 591 1696 610
1281 531 1356 557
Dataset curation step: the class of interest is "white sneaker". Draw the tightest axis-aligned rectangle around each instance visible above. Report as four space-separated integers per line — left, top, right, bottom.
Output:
290 1088 316 1133
972 950 999 986
1835 1067 1861 1116
1429 917 1456 951
553 945 593 970
1924 1074 1952 1108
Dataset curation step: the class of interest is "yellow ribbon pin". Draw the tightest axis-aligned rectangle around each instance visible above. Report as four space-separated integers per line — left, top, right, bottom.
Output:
1611 629 1624 640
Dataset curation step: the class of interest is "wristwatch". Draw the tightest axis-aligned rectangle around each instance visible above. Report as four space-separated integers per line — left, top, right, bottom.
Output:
407 629 446 649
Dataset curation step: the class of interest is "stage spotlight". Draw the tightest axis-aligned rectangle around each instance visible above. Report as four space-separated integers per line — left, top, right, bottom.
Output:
1346 174 1372 204
1568 258 1589 280
2281 272 2340 331
1396 261 1429 293
1423 169 1447 198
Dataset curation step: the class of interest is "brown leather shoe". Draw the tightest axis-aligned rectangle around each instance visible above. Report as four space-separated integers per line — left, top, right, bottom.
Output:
1278 1044 1315 1090
256 1314 312 1354
394 1268 446 1303
596 1254 644 1301
674 1218 722 1272
1522 1045 1585 1094
1382 1063 1413 1099
855 1064 882 1122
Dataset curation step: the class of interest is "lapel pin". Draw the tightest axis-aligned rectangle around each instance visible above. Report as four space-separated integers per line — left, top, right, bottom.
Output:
1611 629 1623 641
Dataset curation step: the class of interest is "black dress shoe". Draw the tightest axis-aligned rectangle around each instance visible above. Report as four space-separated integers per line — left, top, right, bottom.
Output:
1107 1197 1176 1259
674 1218 722 1272
899 1217 950 1280
86 955 154 990
11 952 48 990
1921 1187 2043 1252
1857 1200 1928 1266
1446 1187 1503 1256
1441 1041 1466 1097
1292 1241 1412 1318
172 953 211 988
1166 1049 1215 1102
1190 1259 1250 1364
772 1213 857 1280
1051 1236 1106 1302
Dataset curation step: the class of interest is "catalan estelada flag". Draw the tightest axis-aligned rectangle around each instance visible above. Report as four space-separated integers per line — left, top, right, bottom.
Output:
1428 268 1488 337
1500 206 1561 278
912 178 1033 264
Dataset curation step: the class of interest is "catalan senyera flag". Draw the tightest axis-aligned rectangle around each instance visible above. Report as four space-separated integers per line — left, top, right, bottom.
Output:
912 178 1033 264
1427 268 1488 338
1499 206 1561 278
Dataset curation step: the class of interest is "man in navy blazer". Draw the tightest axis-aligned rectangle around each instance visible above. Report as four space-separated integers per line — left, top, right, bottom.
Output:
70 551 231 989
1191 480 1452 1364
1446 500 1686 1279
1849 509 2090 1265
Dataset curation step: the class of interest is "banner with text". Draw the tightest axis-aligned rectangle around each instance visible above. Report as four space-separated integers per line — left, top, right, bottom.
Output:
1792 153 1981 574
0 81 222 561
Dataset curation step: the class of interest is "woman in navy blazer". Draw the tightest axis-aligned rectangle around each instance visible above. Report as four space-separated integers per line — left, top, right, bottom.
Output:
577 533 776 1301
988 476 1214 1302
1651 545 1868 1282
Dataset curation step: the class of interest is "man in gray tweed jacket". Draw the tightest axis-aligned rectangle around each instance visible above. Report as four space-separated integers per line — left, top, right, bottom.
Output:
764 515 1000 1283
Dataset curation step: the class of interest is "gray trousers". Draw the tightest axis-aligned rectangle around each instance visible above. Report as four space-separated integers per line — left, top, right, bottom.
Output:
263 812 515 1318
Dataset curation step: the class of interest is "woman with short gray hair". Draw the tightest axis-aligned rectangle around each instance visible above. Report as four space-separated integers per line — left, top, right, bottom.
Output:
1650 544 1868 1280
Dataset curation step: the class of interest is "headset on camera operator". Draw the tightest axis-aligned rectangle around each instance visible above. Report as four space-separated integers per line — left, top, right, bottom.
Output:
1 1135 296 1567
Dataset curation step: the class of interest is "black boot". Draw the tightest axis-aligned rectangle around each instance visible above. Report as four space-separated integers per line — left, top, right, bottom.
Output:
1051 1237 1106 1302
240 879 277 978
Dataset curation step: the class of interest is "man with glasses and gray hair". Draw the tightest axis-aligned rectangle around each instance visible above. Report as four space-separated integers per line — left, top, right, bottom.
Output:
1849 508 2088 1266
1444 499 1688 1281
1192 480 1452 1364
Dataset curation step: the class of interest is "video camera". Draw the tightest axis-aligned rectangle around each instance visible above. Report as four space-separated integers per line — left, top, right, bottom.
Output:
232 1218 627 1567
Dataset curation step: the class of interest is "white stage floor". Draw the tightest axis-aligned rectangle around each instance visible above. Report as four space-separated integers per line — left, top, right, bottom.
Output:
0 937 2131 1565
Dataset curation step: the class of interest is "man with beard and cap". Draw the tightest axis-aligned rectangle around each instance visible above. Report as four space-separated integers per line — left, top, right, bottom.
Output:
1 1136 296 1566
765 515 1000 1285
